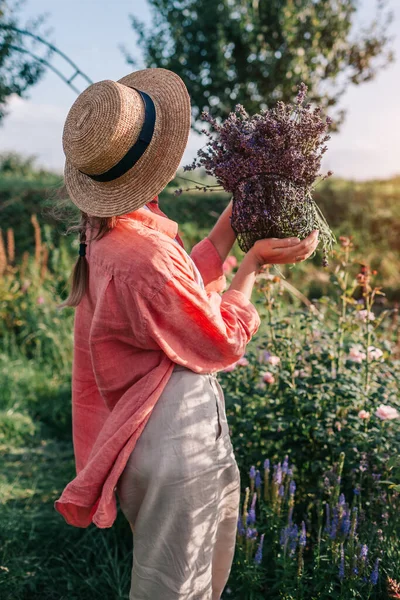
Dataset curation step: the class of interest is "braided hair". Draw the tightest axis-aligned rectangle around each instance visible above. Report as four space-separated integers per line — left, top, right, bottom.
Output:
57 211 90 309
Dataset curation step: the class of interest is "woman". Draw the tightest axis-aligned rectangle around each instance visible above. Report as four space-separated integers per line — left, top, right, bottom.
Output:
54 67 319 599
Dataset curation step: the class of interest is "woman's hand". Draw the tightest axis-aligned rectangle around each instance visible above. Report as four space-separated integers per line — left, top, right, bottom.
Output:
248 230 320 267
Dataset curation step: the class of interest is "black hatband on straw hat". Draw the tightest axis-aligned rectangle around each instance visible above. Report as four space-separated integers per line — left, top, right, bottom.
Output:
78 88 156 183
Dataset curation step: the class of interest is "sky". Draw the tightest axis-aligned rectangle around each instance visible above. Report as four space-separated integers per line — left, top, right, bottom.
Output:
1 0 399 181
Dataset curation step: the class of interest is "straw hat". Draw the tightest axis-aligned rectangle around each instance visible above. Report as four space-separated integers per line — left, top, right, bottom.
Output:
62 68 191 217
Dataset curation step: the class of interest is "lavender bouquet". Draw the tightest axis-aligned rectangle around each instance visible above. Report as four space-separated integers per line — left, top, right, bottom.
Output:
181 83 336 266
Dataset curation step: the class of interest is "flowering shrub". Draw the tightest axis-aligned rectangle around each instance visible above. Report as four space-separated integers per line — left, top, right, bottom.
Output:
225 452 398 599
218 240 400 597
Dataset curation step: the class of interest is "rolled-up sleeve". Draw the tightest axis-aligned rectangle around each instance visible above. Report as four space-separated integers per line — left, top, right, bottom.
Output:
134 272 261 373
189 237 227 293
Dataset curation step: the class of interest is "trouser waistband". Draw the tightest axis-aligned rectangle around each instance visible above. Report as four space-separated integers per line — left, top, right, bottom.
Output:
172 363 217 378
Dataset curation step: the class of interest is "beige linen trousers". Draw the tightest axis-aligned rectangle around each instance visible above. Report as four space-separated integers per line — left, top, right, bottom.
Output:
116 362 241 600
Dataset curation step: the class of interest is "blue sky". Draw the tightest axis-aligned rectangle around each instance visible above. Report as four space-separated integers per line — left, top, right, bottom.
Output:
1 0 399 180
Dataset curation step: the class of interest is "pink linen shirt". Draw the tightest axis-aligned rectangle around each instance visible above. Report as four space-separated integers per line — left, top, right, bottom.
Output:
54 197 261 528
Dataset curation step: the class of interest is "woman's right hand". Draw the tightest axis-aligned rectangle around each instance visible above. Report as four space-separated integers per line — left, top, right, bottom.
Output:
249 229 320 267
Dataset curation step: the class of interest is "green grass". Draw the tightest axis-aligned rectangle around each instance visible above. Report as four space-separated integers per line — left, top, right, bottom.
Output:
0 437 133 600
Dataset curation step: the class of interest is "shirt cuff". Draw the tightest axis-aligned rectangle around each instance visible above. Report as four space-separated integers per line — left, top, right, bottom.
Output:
190 237 227 293
220 289 261 338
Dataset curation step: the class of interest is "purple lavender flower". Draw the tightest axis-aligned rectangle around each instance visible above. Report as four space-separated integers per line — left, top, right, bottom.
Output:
254 533 265 565
278 485 285 498
370 559 379 585
264 459 270 471
255 470 262 489
338 493 346 506
289 480 296 496
184 83 335 265
249 466 256 480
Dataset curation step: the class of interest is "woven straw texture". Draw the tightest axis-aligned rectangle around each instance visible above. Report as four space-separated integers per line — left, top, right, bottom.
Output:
63 68 191 217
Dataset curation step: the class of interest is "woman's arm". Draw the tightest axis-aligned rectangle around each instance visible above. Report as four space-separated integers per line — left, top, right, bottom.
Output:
207 199 236 263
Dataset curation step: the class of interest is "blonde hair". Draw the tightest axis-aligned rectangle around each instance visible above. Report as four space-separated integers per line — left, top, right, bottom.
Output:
46 186 120 310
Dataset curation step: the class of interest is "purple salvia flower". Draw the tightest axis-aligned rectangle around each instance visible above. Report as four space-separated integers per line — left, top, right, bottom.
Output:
264 459 270 471
370 559 379 585
350 506 358 539
289 480 296 496
246 527 258 540
360 544 368 561
254 533 265 565
247 509 256 526
338 493 346 506
325 503 331 534
341 510 351 536
249 466 256 480
330 507 338 540
339 543 345 581
280 526 289 548
255 470 262 489
299 521 306 547
282 455 289 475
274 463 283 485
237 515 246 536
278 485 285 498
289 524 299 556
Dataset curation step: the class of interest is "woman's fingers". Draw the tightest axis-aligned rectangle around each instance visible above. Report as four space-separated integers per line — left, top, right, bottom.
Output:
272 231 319 263
271 237 301 249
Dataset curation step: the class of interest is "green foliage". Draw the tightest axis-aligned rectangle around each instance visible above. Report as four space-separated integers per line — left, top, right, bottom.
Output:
127 0 395 127
1 168 400 597
0 2 50 121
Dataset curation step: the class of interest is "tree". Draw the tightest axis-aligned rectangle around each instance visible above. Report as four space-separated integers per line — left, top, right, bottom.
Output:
125 0 395 131
0 0 50 122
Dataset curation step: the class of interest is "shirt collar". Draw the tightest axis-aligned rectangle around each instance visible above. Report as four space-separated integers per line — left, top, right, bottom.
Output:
121 196 178 239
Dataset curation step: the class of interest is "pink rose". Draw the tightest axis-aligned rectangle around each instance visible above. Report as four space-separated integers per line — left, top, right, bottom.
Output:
268 355 280 366
358 410 371 420
348 345 366 363
226 256 238 267
223 255 238 274
261 371 275 384
222 260 233 275
356 309 375 323
260 350 271 363
367 346 383 361
375 404 399 421
236 356 249 366
294 369 308 378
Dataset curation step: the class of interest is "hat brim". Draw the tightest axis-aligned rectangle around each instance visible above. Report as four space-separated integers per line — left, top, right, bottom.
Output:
64 68 191 217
